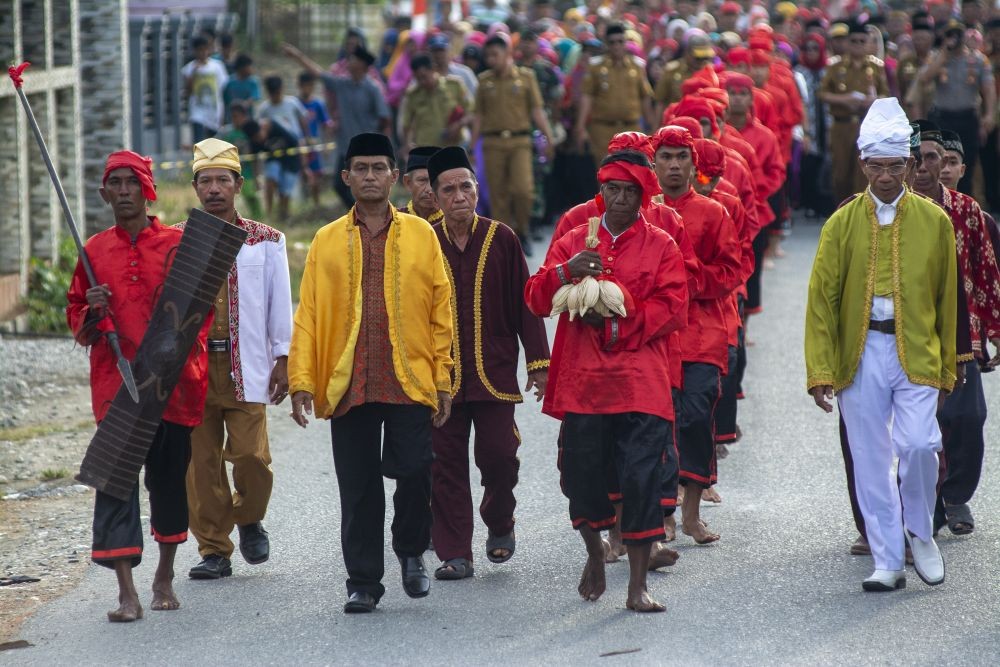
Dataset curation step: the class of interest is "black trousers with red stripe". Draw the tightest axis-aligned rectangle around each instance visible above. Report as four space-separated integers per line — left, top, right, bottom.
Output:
561 412 668 545
91 421 192 569
714 344 740 444
676 362 721 489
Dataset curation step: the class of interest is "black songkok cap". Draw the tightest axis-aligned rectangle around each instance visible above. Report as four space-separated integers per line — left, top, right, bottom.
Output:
351 45 376 66
912 11 934 32
941 130 964 157
943 19 966 36
913 119 944 146
606 23 626 38
345 132 395 162
405 146 440 173
847 20 868 35
909 123 921 152
428 146 474 184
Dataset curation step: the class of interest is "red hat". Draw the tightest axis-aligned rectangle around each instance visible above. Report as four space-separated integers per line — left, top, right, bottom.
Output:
669 116 704 140
693 139 726 178
652 125 698 163
103 150 157 202
597 158 661 209
727 47 751 66
723 71 755 91
607 131 655 161
720 2 741 14
674 97 719 135
750 48 772 66
681 77 710 96
748 35 774 52
699 87 730 110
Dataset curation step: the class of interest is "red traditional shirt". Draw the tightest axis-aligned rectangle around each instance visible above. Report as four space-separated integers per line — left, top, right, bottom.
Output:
711 187 755 345
526 217 688 421
731 118 785 206
331 212 415 417
66 217 211 426
935 186 1000 358
662 188 742 371
719 128 775 227
434 216 550 404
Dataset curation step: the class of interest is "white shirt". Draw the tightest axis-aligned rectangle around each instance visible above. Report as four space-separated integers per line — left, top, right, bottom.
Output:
867 187 905 320
257 95 308 140
182 59 229 130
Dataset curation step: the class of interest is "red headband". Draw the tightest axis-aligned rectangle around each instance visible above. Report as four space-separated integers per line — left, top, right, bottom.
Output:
723 71 755 91
103 150 157 202
749 48 772 66
693 139 726 177
727 46 750 66
699 87 730 110
652 126 698 167
597 160 661 209
674 97 719 135
669 116 704 140
748 36 774 52
607 131 655 161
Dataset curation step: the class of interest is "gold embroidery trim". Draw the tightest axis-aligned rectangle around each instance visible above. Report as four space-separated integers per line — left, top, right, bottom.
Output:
526 359 550 372
956 353 975 363
838 194 881 392
474 221 523 402
442 258 462 396
387 206 429 397
441 214 478 245
346 208 359 349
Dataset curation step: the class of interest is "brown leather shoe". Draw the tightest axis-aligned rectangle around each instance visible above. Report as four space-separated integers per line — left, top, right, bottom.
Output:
849 536 871 556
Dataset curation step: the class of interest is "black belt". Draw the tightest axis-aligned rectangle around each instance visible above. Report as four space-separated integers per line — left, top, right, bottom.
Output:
930 108 977 116
207 338 231 352
483 130 531 138
869 319 895 335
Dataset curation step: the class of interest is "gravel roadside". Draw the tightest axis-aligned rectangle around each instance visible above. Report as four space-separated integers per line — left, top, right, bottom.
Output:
1 335 95 646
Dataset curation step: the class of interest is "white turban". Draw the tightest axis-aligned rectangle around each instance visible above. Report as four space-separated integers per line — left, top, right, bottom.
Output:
857 97 912 160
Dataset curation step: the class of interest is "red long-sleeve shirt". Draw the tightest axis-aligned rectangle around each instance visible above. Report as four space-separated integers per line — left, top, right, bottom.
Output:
526 218 688 421
734 117 785 209
711 186 755 345
66 217 211 426
661 188 742 371
719 128 775 228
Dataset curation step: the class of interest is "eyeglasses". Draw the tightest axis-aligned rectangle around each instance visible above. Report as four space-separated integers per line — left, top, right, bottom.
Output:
864 162 907 176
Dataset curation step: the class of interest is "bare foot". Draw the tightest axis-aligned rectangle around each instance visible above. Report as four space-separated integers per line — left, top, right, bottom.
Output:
605 529 626 563
676 486 685 504
715 443 729 460
662 515 676 542
648 543 679 570
151 575 180 611
682 519 720 544
626 588 666 613
702 487 722 504
107 594 143 622
602 539 618 563
578 556 606 601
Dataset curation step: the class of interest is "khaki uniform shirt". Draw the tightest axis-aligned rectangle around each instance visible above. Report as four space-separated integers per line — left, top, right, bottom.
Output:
653 60 691 106
820 55 890 120
475 66 543 135
401 75 473 147
582 55 652 123
211 282 229 339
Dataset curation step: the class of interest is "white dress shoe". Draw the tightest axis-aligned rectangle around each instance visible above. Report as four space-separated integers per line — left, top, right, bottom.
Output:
862 569 906 592
905 531 945 586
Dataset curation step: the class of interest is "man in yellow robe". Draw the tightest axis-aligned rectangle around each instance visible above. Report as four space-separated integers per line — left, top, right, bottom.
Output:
804 99 957 593
287 132 454 614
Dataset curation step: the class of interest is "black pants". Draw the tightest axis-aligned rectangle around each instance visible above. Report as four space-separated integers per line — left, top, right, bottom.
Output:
936 360 988 518
929 108 979 196
561 412 667 545
676 362 721 489
331 403 433 601
838 414 867 539
982 126 1000 213
745 231 768 314
715 344 740 444
91 421 192 569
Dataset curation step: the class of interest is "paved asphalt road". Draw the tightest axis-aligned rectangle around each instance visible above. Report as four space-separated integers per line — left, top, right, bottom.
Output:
15 220 1000 666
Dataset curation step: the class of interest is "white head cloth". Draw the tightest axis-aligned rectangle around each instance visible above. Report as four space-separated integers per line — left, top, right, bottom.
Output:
857 97 911 160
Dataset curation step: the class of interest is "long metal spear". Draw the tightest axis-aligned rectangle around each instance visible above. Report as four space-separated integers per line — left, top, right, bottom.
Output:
8 62 139 402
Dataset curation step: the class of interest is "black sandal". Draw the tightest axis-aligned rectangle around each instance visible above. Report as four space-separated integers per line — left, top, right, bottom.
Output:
434 558 474 580
486 529 515 564
945 503 975 535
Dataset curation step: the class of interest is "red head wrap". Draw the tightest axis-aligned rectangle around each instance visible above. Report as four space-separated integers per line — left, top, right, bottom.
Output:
652 125 698 164
723 71 755 91
607 131 655 161
103 150 157 202
749 48 772 66
597 158 661 209
669 116 704 139
699 87 730 110
727 46 751 66
673 96 719 136
748 35 774 52
693 139 726 178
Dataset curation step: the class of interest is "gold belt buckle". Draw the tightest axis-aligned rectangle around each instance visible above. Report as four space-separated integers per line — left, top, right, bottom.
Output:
500 129 512 139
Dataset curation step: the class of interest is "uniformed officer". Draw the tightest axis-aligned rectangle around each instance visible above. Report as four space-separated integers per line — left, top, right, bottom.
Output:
818 21 889 205
471 33 554 254
654 33 715 119
401 54 473 152
897 12 936 119
573 23 655 166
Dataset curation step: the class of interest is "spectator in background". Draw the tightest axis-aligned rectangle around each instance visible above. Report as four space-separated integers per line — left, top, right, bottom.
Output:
429 33 479 96
243 118 314 220
471 0 510 26
182 35 229 143
219 32 237 72
222 54 261 123
282 42 392 209
258 76 309 141
297 71 333 206
400 55 472 155
218 102 264 220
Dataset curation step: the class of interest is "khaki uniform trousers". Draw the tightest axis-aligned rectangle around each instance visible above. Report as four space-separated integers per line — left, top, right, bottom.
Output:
482 136 534 237
187 350 273 559
587 120 641 168
830 119 868 206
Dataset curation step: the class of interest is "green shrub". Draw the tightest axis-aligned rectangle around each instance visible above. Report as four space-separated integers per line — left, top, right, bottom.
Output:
25 236 77 334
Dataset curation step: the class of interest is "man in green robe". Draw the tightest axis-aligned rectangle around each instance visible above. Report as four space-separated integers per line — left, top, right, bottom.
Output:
804 98 957 593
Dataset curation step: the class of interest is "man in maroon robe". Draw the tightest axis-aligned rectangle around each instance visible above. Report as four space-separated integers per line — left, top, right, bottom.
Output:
426 147 551 580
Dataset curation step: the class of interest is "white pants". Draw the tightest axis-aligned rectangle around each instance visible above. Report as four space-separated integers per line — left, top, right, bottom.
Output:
837 330 942 571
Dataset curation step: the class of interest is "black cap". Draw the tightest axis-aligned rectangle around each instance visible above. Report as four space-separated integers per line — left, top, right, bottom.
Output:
405 146 440 173
345 132 395 162
943 19 965 35
986 18 1000 31
941 130 964 157
912 12 934 32
913 119 944 146
350 45 376 66
606 23 626 38
847 20 868 35
427 146 474 184
909 123 921 152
